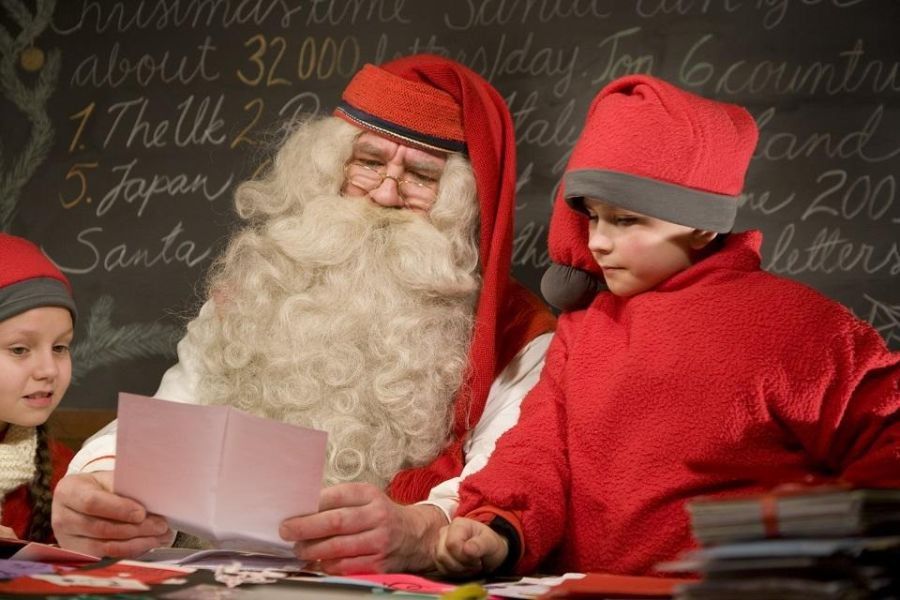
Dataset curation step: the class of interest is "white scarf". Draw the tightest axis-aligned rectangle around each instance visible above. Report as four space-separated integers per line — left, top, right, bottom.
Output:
0 425 37 520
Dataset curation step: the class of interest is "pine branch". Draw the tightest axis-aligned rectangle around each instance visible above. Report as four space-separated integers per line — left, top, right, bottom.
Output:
71 296 184 384
0 0 58 231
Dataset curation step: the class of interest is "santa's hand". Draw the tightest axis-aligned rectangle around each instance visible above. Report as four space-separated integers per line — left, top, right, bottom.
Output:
280 482 446 574
51 471 174 557
434 517 509 577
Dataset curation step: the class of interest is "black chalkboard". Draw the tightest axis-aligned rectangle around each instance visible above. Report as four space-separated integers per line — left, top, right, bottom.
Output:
2 0 898 410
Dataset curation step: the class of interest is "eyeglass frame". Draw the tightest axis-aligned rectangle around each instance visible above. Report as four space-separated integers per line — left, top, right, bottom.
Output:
342 159 441 211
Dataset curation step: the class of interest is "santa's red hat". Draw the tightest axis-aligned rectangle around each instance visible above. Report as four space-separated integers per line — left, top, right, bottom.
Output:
0 233 77 323
542 75 758 311
335 55 527 502
335 64 466 154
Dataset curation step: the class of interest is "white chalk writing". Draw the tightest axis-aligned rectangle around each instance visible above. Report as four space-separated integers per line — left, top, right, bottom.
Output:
861 294 900 347
52 0 303 33
682 37 900 95
754 105 900 163
443 0 612 29
766 224 900 276
70 37 219 88
104 95 227 149
53 222 213 274
96 160 233 218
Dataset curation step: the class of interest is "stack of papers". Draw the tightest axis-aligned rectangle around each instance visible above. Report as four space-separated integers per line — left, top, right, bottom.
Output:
666 487 900 599
687 488 900 544
665 537 900 599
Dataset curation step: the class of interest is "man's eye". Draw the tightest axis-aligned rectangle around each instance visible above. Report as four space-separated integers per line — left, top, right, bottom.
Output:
406 172 438 185
9 346 28 356
615 216 638 226
53 345 70 354
355 158 384 169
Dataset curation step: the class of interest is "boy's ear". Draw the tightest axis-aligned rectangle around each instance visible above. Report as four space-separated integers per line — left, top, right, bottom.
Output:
689 229 718 250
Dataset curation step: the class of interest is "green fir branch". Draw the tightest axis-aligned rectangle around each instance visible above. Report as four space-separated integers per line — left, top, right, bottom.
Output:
0 0 58 231
71 296 183 384
5 0 37 33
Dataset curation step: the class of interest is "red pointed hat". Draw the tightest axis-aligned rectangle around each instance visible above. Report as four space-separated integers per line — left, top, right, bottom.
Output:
335 55 522 502
0 233 77 322
542 75 759 311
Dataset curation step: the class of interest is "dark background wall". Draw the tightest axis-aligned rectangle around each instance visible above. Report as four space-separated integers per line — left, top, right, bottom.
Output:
2 0 898 410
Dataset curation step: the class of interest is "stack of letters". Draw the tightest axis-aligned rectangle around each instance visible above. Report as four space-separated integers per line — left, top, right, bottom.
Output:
665 487 900 599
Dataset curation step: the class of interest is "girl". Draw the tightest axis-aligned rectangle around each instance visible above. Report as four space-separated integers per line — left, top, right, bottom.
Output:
0 233 77 542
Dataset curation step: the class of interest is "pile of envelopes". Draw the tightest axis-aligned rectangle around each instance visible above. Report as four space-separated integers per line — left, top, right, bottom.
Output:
663 487 900 599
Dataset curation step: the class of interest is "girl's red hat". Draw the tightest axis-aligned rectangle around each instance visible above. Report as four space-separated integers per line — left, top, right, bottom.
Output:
0 233 77 323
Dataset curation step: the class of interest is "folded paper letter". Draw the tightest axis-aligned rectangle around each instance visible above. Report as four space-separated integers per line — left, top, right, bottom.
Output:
114 392 327 554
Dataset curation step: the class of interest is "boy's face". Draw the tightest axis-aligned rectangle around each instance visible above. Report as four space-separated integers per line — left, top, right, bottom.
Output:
583 197 714 297
0 306 73 429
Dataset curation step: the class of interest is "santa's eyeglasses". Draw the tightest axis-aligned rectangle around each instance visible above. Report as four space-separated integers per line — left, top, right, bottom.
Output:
343 161 439 210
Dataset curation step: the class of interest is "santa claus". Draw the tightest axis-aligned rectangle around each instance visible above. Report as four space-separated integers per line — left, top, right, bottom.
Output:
52 54 555 573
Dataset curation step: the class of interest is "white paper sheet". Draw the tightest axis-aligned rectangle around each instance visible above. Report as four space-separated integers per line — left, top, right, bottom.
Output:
114 393 327 554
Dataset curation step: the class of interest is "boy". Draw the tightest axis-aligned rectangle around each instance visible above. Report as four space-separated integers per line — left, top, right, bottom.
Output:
434 75 900 577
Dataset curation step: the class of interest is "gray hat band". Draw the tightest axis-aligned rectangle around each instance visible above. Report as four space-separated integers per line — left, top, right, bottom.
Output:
564 169 738 233
0 278 77 323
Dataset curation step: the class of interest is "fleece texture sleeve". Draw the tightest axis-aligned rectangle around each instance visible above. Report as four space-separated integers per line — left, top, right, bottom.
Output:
456 313 580 574
758 288 900 488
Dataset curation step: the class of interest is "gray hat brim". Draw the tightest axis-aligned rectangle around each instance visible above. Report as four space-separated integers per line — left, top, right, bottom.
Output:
565 169 738 233
0 278 77 324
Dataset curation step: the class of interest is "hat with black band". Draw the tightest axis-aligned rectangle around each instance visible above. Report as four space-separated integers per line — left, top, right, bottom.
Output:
334 63 467 155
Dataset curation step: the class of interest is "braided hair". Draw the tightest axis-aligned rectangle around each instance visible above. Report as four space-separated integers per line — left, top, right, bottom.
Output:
26 424 53 543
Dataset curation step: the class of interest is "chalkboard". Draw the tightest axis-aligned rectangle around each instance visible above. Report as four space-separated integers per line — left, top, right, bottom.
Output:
2 0 898 410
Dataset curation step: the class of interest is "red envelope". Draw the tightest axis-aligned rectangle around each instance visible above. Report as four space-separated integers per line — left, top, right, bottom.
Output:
540 572 696 598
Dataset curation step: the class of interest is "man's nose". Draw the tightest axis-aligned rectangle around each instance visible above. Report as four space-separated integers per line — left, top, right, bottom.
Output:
367 175 405 208
366 161 407 208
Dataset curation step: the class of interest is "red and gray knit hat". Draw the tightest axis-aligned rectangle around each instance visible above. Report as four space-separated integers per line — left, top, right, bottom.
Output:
0 233 77 323
541 74 759 311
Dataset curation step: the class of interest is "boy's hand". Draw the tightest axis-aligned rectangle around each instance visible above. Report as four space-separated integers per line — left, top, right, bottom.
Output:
434 517 509 577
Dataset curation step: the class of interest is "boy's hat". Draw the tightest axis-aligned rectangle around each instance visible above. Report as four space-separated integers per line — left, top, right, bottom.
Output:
541 75 759 311
334 63 466 154
564 75 758 230
0 233 77 323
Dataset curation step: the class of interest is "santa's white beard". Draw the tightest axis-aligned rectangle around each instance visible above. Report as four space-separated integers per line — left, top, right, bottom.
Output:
184 194 479 488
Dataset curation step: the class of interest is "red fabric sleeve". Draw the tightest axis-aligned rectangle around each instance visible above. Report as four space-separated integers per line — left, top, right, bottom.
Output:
765 296 900 488
457 312 579 574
